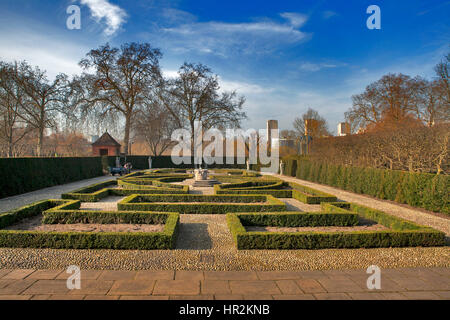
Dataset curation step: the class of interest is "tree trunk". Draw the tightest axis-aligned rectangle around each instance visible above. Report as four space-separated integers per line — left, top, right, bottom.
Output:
37 127 44 157
123 113 132 155
8 133 13 158
36 108 45 157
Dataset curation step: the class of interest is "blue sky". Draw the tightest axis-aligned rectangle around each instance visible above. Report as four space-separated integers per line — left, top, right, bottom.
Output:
0 0 449 134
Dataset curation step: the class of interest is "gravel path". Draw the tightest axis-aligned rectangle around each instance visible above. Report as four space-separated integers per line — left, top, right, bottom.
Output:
173 179 215 195
0 174 448 271
1 208 449 270
281 198 322 212
80 196 125 211
0 175 115 212
270 174 450 237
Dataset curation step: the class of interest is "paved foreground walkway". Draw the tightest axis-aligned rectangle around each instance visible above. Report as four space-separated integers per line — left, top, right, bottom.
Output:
0 268 448 300
269 174 450 236
0 175 114 212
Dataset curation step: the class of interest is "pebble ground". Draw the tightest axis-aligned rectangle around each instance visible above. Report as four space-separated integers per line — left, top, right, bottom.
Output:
0 173 448 271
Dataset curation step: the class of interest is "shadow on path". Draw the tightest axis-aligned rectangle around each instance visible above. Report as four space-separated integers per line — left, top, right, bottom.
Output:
176 223 212 250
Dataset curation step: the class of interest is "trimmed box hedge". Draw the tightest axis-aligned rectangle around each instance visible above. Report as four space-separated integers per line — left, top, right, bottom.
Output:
236 211 359 228
287 159 449 214
118 194 287 214
289 182 337 204
214 179 337 204
62 177 189 202
0 199 179 250
227 202 445 249
117 172 192 191
107 156 248 169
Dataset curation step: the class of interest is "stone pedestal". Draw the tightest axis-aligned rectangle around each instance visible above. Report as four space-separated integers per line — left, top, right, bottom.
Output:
192 169 220 187
194 169 208 181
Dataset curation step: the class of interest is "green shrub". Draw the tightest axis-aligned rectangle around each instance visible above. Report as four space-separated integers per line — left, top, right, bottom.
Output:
289 182 337 204
0 157 103 199
62 173 190 202
0 200 69 228
290 159 449 214
0 199 179 250
213 177 337 203
118 194 286 214
236 211 358 227
227 202 445 250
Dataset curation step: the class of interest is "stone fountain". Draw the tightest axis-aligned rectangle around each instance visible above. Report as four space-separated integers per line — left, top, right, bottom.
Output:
192 167 220 187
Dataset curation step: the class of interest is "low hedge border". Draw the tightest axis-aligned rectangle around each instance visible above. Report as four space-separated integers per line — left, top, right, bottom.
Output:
289 182 337 204
117 179 189 192
216 189 294 198
211 169 261 177
227 202 445 249
0 199 179 250
211 175 278 184
62 179 189 202
118 194 287 214
213 179 337 204
117 172 192 191
235 211 358 228
152 169 187 174
216 181 285 191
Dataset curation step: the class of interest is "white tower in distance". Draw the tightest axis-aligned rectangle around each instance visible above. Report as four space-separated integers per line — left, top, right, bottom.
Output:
338 122 351 136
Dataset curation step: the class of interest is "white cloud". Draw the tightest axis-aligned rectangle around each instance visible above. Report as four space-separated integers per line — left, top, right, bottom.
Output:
280 12 308 28
162 69 270 95
219 78 272 95
160 8 197 25
160 21 309 56
323 11 338 19
0 25 88 79
299 62 339 72
78 0 127 36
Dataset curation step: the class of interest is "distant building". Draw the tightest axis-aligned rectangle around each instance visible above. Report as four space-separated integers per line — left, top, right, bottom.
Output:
338 122 351 136
304 119 319 136
267 120 279 149
92 132 121 156
279 139 296 148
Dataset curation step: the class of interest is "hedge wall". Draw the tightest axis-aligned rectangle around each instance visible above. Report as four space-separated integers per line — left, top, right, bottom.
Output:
0 157 103 199
286 159 449 214
213 179 338 204
118 194 287 214
0 199 179 250
61 179 188 202
108 156 248 170
227 202 445 250
0 155 251 199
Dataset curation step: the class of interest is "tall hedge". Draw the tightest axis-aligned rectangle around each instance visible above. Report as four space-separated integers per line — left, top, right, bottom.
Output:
0 157 103 199
290 159 449 214
108 156 248 170
0 155 253 199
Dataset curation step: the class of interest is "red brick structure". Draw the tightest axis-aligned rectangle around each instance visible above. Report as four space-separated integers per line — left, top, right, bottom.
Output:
92 132 121 156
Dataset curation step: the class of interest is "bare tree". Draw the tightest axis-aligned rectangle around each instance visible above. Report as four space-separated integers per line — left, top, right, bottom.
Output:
280 129 296 139
0 61 31 157
415 78 450 127
345 73 434 132
293 108 330 139
345 86 382 131
434 52 450 105
159 63 246 154
76 42 162 155
134 96 177 156
9 61 69 156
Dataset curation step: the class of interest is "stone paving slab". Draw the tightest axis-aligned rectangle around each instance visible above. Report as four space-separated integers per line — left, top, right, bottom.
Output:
0 267 448 300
